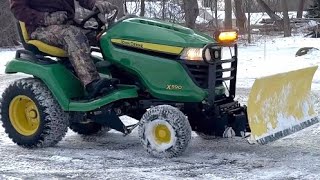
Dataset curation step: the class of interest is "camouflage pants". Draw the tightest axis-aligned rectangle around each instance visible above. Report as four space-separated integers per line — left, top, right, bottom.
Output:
31 25 99 86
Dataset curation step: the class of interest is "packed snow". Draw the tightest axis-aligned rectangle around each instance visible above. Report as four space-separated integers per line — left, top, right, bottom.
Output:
236 36 320 90
0 36 320 179
0 49 15 75
143 120 177 152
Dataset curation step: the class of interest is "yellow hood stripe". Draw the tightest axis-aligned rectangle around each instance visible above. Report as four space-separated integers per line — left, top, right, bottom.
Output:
111 39 183 55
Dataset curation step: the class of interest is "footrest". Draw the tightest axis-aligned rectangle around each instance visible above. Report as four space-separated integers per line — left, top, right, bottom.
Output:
69 85 139 112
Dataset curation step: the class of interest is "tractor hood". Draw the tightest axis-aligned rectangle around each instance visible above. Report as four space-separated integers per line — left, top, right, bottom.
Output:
103 17 215 50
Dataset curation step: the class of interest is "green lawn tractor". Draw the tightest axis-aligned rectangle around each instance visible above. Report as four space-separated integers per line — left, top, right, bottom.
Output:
0 9 318 158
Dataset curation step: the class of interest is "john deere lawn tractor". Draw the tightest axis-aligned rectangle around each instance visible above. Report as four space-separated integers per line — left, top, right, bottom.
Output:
0 8 318 158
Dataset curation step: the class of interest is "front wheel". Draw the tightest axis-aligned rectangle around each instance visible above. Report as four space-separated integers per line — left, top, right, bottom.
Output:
0 78 69 148
138 105 192 158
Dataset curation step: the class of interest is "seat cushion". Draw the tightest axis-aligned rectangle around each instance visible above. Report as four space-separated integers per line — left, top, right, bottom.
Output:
19 21 67 57
27 40 67 57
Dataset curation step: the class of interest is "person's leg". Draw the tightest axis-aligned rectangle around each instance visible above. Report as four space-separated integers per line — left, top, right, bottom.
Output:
31 25 99 86
31 25 114 97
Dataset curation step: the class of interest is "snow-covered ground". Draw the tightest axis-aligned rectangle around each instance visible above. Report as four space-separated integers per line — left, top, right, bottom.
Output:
0 36 320 179
0 49 15 75
236 36 320 90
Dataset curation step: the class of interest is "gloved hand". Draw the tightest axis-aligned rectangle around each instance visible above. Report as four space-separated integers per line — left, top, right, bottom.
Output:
94 0 115 14
44 11 68 26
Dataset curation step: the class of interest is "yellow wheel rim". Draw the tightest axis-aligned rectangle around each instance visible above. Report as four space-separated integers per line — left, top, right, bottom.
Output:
153 124 171 144
9 95 40 136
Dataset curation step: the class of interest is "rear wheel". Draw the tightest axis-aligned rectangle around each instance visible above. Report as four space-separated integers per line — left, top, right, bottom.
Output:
0 78 69 148
138 105 192 158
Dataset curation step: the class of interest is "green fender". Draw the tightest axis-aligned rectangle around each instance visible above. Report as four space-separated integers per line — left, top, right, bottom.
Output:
5 59 139 112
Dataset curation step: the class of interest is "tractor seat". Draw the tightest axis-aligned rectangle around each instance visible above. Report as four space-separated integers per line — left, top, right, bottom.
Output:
17 21 67 58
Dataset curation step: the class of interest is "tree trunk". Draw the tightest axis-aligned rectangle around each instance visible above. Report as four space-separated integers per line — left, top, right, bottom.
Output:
162 0 165 20
0 0 19 47
214 0 218 27
282 0 291 37
140 0 145 16
256 0 283 30
297 0 305 18
224 0 232 28
234 0 247 33
183 0 199 29
246 0 251 43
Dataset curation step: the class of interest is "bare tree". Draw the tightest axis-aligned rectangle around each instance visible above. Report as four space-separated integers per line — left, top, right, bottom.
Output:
0 0 19 47
140 0 145 16
162 0 166 20
282 0 291 37
297 0 305 18
246 0 251 43
183 0 199 29
234 0 247 33
214 0 219 27
224 0 232 28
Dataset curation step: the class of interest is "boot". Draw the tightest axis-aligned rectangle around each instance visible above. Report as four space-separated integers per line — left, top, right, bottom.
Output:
85 78 116 98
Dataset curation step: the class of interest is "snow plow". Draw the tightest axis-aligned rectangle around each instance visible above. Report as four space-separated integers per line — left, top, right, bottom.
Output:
247 66 318 144
0 7 318 158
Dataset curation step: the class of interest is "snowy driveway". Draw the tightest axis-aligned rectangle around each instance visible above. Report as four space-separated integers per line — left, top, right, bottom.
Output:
0 74 320 180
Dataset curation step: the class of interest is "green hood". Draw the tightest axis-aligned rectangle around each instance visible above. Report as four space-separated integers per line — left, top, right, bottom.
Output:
104 17 215 48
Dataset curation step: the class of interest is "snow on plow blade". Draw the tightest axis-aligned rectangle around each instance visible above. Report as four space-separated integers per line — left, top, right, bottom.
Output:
247 66 319 144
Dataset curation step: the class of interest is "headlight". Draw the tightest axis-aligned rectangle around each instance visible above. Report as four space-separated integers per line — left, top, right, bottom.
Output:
180 48 211 61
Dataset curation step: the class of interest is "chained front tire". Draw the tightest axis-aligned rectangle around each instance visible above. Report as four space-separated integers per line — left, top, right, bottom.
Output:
138 105 192 158
0 78 69 148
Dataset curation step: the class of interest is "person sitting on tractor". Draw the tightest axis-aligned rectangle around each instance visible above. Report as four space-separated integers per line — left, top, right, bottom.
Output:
10 0 117 98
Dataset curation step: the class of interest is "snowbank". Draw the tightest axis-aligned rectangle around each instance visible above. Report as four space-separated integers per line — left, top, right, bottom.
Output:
233 36 320 90
0 49 15 74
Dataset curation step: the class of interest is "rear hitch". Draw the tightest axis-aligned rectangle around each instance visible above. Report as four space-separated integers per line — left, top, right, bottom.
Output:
124 122 141 136
88 109 130 135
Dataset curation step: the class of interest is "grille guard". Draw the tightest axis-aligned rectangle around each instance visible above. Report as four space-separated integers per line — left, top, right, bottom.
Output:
202 43 238 105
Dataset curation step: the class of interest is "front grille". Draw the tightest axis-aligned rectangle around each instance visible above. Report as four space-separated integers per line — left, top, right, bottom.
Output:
184 60 223 89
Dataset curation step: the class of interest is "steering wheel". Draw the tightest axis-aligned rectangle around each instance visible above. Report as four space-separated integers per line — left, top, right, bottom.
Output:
79 5 119 32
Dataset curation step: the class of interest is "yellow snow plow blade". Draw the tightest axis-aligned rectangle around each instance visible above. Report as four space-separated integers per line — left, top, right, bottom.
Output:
247 66 319 144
